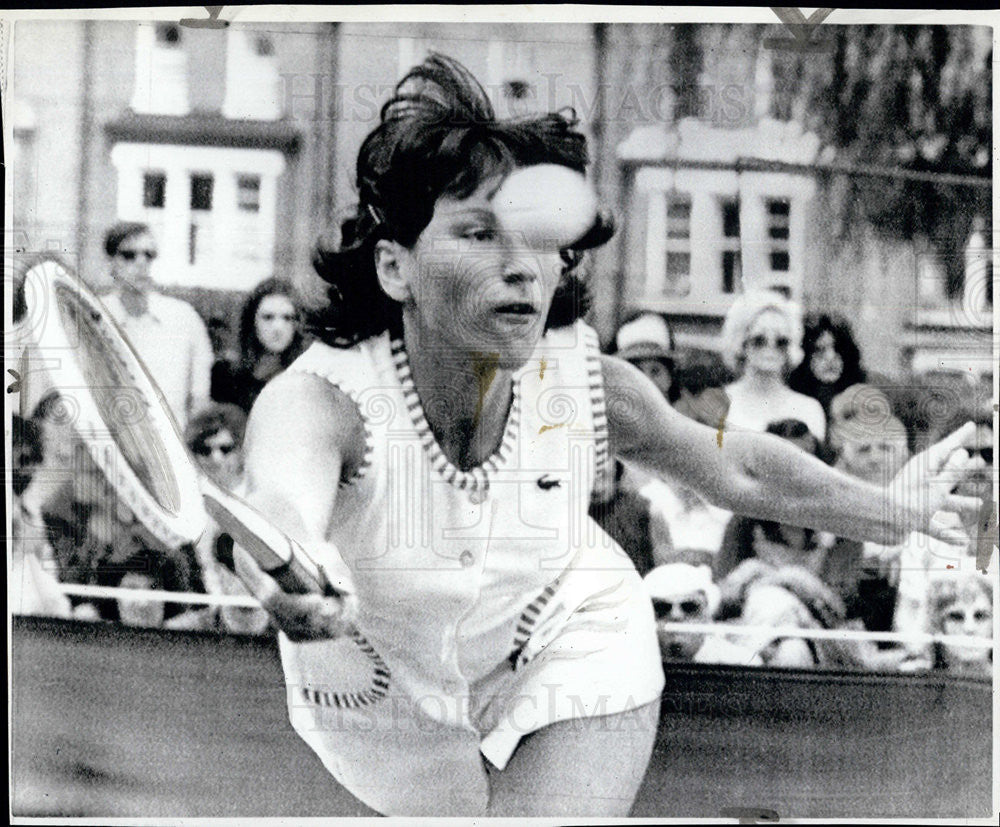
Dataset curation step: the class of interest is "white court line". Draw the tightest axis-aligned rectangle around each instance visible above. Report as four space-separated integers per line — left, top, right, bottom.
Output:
55 583 262 609
655 620 994 649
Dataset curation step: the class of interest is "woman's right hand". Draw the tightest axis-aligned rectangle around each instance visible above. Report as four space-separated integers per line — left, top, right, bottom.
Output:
233 544 356 642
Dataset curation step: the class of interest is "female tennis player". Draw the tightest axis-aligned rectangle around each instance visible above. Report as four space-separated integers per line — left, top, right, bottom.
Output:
233 54 981 817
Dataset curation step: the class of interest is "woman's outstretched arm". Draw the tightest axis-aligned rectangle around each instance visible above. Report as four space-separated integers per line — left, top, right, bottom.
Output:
233 370 367 639
601 355 980 546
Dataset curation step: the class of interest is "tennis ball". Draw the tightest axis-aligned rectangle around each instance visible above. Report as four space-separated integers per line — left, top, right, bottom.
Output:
492 164 598 249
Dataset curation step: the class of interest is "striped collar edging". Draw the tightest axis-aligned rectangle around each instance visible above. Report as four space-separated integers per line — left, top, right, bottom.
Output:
389 337 521 493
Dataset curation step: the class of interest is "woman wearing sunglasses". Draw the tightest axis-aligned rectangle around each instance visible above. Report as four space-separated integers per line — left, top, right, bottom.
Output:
927 571 993 677
720 289 826 442
183 403 271 635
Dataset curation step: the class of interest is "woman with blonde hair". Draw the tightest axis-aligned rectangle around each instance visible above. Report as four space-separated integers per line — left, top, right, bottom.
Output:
720 289 826 442
927 572 992 676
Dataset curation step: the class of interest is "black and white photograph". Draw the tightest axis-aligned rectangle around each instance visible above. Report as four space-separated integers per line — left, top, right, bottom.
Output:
5 6 996 821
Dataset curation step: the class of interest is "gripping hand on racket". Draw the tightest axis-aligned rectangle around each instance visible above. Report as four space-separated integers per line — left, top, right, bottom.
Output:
232 544 357 642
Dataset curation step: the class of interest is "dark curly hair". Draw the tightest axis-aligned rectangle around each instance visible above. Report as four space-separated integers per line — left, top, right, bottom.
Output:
183 403 247 454
788 312 866 408
310 53 613 346
237 277 306 372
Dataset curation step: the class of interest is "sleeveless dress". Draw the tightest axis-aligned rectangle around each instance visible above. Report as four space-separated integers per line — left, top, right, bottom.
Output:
277 320 665 816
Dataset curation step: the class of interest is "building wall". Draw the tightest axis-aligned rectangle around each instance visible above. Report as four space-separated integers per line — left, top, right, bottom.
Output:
11 19 337 297
8 21 990 381
9 21 87 260
605 23 992 379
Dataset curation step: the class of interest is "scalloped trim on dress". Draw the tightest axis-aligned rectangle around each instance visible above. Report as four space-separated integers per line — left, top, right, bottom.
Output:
284 367 374 488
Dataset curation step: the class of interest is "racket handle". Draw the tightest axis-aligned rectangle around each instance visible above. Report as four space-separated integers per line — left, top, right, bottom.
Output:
214 533 327 596
199 476 341 597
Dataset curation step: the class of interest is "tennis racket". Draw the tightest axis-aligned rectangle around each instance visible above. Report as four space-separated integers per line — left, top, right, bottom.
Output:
20 256 338 597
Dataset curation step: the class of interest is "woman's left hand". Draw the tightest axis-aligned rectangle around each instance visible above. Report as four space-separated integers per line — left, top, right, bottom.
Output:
891 422 984 546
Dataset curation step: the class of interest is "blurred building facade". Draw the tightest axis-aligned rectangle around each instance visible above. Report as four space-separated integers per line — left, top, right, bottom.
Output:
9 19 993 380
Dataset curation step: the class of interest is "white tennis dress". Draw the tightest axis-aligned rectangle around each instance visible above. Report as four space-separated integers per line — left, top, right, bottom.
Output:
277 320 665 816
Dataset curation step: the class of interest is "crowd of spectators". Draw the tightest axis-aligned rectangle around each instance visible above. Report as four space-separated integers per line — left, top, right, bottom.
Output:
10 222 308 635
594 290 994 675
9 224 995 675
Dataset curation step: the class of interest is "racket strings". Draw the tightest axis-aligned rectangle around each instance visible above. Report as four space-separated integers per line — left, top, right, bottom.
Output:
56 285 182 514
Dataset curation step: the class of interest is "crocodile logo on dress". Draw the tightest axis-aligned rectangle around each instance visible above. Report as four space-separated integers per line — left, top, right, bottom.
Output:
536 475 561 490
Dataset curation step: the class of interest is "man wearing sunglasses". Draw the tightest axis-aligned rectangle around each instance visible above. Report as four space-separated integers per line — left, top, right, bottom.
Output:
644 563 762 666
101 221 213 428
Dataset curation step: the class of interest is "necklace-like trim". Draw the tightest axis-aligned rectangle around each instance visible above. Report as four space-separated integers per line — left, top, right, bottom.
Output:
390 338 521 492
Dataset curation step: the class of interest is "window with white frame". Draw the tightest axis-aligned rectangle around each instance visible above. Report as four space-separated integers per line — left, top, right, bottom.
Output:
632 171 811 311
398 37 433 80
110 144 286 290
142 172 166 209
663 193 692 297
155 22 181 47
132 23 189 115
766 197 791 272
236 174 262 212
254 34 275 57
188 173 214 267
487 40 534 115
719 197 742 294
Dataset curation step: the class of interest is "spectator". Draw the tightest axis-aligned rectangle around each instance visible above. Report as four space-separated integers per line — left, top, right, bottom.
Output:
591 312 680 572
833 412 910 485
637 361 734 560
893 408 989 654
208 313 241 403
672 349 733 430
31 391 132 619
827 384 901 469
185 403 246 491
720 289 826 442
11 413 73 618
927 572 992 677
714 419 828 582
922 407 993 544
629 350 735 560
595 340 731 575
788 312 867 422
30 390 203 621
828 413 911 632
644 563 762 665
115 547 199 628
613 311 679 403
100 221 213 428
724 563 899 670
213 277 308 414
589 461 672 577
12 413 43 497
183 403 270 635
